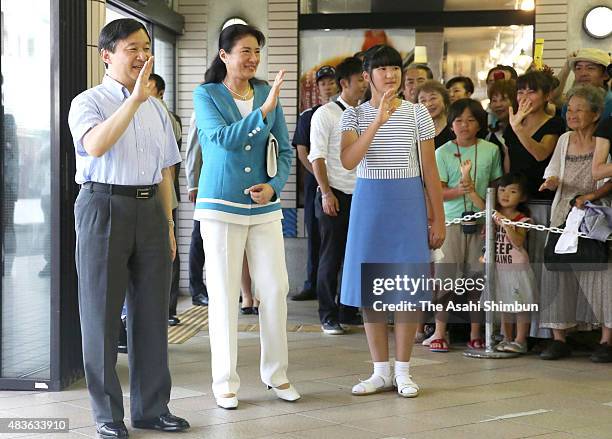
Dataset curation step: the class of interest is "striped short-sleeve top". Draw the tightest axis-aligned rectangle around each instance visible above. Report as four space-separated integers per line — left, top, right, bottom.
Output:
340 100 436 179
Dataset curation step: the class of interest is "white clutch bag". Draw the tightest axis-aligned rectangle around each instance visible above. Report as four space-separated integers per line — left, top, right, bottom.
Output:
267 132 279 177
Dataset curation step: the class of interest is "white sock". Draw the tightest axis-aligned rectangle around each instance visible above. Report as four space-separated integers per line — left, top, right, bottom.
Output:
395 361 410 376
373 361 391 377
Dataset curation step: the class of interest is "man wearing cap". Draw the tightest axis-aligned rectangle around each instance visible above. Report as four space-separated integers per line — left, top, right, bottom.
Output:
291 65 338 301
559 48 612 120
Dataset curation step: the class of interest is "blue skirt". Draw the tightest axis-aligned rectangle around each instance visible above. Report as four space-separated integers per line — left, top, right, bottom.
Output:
340 177 430 308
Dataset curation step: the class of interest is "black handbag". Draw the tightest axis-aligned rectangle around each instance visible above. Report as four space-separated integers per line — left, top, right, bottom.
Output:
543 223 608 271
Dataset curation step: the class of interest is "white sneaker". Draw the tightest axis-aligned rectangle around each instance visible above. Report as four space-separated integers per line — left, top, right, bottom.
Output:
394 374 419 398
268 384 301 401
215 394 238 409
351 374 393 395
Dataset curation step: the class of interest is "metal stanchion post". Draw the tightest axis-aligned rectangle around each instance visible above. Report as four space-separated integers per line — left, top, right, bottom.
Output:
464 188 518 359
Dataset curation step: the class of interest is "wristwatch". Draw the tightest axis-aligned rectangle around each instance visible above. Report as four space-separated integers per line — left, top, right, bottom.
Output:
168 219 175 228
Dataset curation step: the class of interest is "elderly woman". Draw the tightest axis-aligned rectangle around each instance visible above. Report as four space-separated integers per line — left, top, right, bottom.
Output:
538 85 609 361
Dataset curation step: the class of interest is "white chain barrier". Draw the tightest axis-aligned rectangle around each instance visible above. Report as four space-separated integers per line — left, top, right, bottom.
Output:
446 210 612 241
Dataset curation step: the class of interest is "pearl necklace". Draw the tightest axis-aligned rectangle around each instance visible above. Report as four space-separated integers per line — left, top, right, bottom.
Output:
222 81 252 100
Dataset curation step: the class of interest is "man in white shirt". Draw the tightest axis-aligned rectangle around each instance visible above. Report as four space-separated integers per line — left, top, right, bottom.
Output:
308 57 368 334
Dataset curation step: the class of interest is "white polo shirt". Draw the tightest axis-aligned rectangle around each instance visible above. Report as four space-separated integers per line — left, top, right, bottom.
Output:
308 97 357 195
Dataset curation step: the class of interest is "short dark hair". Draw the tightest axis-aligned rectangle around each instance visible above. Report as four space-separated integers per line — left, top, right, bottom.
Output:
516 71 553 95
99 19 150 54
204 24 266 84
149 73 165 93
497 172 531 214
363 45 403 76
447 98 487 131
445 76 475 94
405 63 434 80
335 57 363 90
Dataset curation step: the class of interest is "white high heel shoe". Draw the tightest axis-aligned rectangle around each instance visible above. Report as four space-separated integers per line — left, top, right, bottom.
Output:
215 394 238 409
268 384 301 402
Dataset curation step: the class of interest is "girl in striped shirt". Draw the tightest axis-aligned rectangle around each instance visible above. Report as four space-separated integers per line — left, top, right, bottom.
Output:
339 45 445 398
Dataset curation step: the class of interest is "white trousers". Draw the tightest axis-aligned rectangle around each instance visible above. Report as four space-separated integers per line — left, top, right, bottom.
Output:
200 219 290 396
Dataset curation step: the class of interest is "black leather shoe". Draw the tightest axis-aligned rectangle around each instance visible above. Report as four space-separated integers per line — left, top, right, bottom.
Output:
290 289 317 301
540 340 572 360
192 293 209 307
591 343 612 363
168 316 180 326
132 413 190 432
97 421 128 439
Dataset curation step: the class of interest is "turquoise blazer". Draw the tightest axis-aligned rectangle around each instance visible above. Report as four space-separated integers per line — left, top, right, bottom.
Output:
192 81 292 224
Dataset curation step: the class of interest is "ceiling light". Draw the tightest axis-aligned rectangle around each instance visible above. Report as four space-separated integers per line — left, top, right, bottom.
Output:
583 6 612 39
520 0 535 11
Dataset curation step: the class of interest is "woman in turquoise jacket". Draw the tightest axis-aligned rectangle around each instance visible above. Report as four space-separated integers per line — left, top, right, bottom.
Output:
193 24 299 409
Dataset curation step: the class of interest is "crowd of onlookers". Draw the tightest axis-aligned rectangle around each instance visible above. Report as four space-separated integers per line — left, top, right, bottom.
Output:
290 47 612 364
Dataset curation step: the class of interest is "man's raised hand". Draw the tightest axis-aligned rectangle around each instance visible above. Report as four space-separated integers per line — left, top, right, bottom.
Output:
131 56 155 103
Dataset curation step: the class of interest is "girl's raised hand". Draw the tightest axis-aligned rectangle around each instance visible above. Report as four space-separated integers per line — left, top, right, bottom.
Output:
375 89 397 127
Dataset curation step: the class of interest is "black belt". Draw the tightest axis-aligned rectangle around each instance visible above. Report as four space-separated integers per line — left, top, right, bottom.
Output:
82 182 157 199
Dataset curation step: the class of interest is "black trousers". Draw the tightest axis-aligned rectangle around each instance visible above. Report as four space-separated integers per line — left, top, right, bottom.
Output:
74 187 172 423
303 171 320 292
189 219 208 298
314 187 359 323
168 208 180 316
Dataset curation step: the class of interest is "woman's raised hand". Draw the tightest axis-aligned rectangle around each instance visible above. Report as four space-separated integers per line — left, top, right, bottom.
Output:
375 89 397 127
261 69 286 118
509 98 533 130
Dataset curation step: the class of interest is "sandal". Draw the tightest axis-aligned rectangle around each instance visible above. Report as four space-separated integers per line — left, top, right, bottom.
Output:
394 374 419 398
494 340 510 352
467 338 485 350
505 341 527 354
351 374 393 395
429 338 449 353
423 332 449 347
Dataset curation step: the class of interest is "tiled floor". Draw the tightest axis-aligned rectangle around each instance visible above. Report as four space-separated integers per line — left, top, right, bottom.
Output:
1 297 611 439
